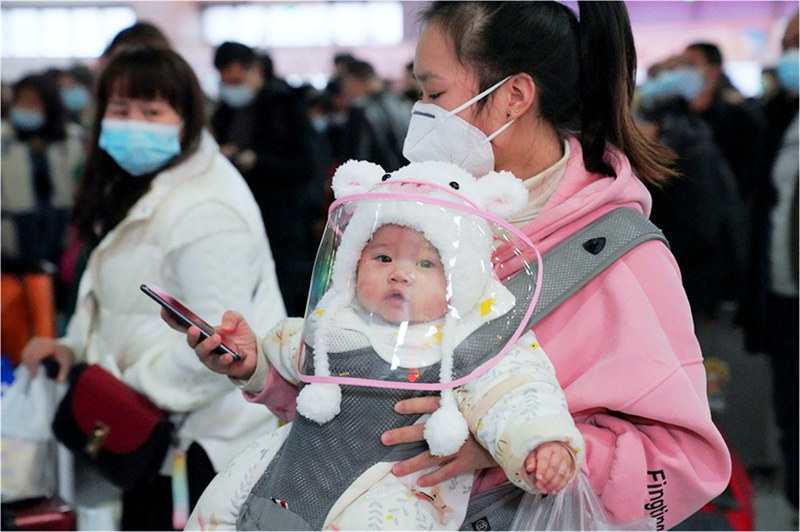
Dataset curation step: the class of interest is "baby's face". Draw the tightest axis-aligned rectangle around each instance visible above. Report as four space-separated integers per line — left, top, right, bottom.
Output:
355 224 448 324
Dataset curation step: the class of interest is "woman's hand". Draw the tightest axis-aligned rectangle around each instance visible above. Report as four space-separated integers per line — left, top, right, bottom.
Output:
21 337 75 382
382 396 497 487
161 308 258 381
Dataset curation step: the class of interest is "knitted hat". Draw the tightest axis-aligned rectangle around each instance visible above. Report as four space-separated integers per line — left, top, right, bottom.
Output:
296 159 528 456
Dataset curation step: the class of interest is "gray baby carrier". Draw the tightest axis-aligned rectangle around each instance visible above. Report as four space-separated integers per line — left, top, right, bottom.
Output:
237 208 666 530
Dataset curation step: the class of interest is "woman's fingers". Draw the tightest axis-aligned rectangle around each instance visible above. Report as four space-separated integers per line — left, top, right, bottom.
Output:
393 395 441 415
384 395 499 486
21 337 52 378
416 455 466 487
380 396 436 447
390 448 443 479
415 437 495 486
381 421 425 446
387 431 497 486
160 307 186 331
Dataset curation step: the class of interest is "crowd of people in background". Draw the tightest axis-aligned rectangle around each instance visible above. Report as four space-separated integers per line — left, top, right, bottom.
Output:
1 7 797 530
633 15 799 515
4 18 795 337
0 29 418 320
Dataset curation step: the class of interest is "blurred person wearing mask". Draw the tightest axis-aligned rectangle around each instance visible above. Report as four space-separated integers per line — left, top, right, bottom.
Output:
682 42 767 203
340 59 410 171
681 41 768 319
57 64 96 130
210 41 317 316
1 73 84 272
320 77 351 168
45 64 96 132
42 65 95 324
55 22 172 327
744 11 799 514
22 46 285 531
635 58 745 324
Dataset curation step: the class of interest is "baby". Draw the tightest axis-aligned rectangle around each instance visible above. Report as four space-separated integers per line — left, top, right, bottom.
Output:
182 160 584 530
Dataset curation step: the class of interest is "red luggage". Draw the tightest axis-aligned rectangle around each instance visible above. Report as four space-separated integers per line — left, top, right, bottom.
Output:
1 496 76 531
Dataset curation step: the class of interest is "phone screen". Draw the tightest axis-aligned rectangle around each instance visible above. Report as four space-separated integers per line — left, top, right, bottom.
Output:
140 284 241 361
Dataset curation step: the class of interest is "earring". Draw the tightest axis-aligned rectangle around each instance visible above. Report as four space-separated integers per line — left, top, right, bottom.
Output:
514 108 520 114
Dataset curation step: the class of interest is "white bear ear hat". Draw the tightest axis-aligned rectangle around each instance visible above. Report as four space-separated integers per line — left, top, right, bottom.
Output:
296 159 528 456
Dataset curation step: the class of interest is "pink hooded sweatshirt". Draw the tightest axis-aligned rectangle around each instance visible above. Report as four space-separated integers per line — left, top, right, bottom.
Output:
483 136 731 529
250 137 732 530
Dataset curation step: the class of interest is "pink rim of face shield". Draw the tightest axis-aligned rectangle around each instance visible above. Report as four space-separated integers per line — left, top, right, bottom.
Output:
295 178 543 391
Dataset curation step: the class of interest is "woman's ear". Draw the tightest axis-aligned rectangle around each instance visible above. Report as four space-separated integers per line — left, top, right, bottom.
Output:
502 73 536 119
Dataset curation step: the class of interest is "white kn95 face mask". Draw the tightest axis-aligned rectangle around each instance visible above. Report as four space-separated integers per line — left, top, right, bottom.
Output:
402 76 514 177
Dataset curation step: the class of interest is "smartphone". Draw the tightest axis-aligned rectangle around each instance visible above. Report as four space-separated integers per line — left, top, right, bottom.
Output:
140 284 242 361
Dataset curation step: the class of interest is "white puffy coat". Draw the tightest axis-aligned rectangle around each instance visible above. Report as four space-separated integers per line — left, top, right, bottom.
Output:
59 132 286 471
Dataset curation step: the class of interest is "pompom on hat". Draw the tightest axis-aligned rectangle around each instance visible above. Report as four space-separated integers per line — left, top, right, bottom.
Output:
296 159 528 456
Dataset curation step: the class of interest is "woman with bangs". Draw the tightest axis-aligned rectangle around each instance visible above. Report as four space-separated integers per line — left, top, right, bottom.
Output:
22 46 286 531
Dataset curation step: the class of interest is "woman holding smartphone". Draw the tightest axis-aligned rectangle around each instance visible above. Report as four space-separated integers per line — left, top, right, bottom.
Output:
22 46 286 531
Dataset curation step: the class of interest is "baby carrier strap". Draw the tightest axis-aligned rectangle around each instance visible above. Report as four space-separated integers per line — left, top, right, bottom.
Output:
460 208 667 531
526 207 668 329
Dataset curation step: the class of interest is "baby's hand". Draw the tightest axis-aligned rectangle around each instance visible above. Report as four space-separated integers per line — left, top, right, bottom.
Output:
162 308 258 381
524 441 576 494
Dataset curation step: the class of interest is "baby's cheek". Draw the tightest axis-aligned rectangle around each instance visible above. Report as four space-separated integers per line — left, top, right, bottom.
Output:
355 278 379 309
421 298 448 322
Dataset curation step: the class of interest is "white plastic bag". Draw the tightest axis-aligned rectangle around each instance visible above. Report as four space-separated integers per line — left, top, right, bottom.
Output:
1 364 58 502
510 471 655 530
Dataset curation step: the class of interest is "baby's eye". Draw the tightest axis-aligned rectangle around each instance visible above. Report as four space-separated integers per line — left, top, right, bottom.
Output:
377 255 392 263
418 259 435 268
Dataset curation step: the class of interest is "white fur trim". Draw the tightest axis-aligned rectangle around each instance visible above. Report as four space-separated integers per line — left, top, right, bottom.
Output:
331 160 385 199
296 383 341 424
476 170 528 218
424 400 470 457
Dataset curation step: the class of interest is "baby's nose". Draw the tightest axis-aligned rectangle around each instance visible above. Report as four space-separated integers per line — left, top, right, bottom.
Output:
390 265 416 283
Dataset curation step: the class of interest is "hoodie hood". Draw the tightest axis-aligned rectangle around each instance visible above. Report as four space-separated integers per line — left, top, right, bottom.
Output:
519 136 652 252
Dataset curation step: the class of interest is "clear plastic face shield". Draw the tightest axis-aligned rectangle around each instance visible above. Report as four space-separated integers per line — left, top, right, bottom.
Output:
297 161 542 396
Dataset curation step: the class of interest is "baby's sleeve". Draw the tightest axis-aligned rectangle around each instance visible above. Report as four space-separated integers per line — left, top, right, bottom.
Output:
262 317 306 383
238 317 305 422
454 330 584 493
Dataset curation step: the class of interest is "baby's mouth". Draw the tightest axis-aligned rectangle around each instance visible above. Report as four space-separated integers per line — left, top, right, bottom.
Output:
388 291 406 302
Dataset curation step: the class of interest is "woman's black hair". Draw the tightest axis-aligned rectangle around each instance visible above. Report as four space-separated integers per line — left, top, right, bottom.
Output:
101 21 171 60
421 1 675 185
73 46 208 249
11 74 68 141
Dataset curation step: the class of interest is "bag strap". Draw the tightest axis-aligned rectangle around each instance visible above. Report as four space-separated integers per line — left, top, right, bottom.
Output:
527 208 668 329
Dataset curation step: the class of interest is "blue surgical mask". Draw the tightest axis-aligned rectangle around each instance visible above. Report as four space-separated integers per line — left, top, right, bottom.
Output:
776 49 799 95
9 108 45 132
219 83 256 108
98 118 182 176
638 67 705 107
61 85 90 113
310 115 328 134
